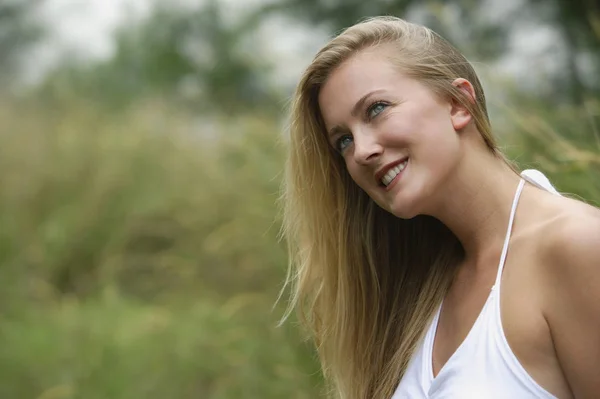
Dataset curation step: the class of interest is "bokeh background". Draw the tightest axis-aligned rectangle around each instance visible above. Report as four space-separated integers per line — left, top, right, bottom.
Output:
0 0 598 398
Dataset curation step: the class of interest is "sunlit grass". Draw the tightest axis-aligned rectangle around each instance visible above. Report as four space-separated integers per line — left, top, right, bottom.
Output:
0 295 321 399
500 97 600 205
0 93 597 398
0 98 322 398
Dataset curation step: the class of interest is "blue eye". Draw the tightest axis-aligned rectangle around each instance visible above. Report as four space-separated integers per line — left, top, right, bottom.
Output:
336 135 353 153
367 102 387 119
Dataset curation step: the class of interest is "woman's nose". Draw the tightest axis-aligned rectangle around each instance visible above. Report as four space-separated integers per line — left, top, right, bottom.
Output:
353 131 383 165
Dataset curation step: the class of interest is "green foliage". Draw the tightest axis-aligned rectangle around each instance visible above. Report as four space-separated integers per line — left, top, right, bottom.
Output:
0 297 321 399
39 1 278 114
262 0 509 60
0 0 45 84
501 97 600 204
2 1 599 398
522 0 600 104
1 89 596 398
0 98 323 397
0 100 286 302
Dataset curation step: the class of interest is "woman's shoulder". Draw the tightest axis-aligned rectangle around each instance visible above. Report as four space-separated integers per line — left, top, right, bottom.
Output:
529 194 600 396
541 194 600 264
517 187 600 258
515 189 600 297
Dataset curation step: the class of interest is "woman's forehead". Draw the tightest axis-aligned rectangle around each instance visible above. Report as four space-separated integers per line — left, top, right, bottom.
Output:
317 51 411 123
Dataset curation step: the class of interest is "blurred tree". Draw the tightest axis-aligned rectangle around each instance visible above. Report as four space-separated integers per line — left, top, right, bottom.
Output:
0 0 45 87
262 0 510 61
526 0 600 104
39 0 278 114
264 0 600 104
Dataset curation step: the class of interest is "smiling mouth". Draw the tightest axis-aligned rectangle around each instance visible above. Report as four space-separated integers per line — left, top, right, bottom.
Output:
379 158 408 188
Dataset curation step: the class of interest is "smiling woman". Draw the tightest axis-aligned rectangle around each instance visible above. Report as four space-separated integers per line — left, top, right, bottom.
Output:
281 16 600 399
318 46 476 220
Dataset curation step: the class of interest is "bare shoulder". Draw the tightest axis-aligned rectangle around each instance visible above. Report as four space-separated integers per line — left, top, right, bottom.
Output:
534 195 600 397
542 196 600 271
531 194 600 295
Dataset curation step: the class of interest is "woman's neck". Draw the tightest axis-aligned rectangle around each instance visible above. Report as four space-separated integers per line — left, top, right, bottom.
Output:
427 148 522 266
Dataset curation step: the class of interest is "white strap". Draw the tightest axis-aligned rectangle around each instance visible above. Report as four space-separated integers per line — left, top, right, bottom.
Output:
521 169 560 195
494 178 526 288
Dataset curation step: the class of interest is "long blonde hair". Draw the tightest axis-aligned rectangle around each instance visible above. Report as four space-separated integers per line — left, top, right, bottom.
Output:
281 16 505 398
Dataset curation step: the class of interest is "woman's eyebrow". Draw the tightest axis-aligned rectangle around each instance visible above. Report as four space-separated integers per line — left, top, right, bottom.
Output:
327 89 387 138
350 89 386 118
328 125 347 138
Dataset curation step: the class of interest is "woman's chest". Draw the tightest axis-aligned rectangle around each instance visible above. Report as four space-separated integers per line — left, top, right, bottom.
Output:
434 243 569 398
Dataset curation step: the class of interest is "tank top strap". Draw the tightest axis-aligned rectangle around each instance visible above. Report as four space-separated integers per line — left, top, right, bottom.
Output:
493 169 560 288
520 169 560 195
493 178 526 288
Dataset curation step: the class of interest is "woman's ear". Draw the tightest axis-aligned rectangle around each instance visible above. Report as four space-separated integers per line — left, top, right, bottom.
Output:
450 78 476 131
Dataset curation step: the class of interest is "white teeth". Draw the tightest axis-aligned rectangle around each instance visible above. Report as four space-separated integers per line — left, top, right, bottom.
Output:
381 160 408 186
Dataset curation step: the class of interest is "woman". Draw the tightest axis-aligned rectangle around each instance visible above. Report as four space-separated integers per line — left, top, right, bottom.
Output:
281 16 600 399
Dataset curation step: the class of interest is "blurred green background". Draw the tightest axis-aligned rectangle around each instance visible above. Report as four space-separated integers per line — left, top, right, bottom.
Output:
0 0 598 398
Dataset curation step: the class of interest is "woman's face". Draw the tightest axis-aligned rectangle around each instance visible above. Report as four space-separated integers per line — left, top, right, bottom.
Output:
318 46 471 219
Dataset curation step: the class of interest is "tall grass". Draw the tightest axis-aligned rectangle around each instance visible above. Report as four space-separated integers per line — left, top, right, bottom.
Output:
0 98 323 398
500 97 600 204
0 92 597 398
0 99 289 303
0 296 321 399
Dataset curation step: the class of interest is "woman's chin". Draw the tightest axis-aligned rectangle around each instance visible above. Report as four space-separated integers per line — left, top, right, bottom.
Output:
386 200 421 220
385 190 427 220
390 208 420 220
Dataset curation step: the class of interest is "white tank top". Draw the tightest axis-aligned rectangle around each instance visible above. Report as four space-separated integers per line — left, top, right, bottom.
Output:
392 170 560 399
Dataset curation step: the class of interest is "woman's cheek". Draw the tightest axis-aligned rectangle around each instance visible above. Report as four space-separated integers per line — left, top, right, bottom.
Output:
381 110 412 140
